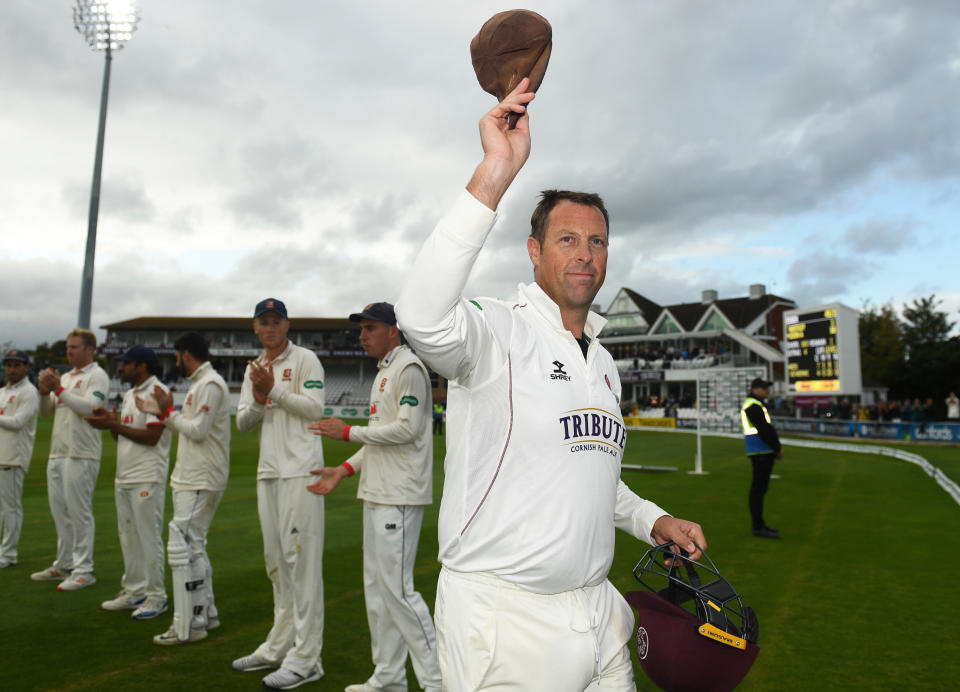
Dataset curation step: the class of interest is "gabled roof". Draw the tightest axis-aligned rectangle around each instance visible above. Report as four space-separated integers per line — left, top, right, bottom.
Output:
101 316 356 331
658 293 795 332
619 288 662 324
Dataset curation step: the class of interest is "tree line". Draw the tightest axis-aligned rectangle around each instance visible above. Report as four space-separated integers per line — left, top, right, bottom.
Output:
859 295 959 418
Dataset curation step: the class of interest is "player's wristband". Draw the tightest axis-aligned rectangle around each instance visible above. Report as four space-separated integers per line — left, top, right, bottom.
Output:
158 407 176 422
342 425 352 442
341 461 355 477
54 386 65 396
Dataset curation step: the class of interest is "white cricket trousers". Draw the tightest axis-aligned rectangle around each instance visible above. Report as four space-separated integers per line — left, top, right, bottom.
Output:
170 489 222 624
254 478 325 678
47 457 99 574
116 483 166 599
0 466 26 562
363 503 441 691
435 568 637 692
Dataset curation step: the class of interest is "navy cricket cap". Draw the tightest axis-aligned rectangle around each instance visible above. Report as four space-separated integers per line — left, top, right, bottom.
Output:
254 298 288 320
115 345 158 366
3 349 30 364
349 302 396 326
750 378 772 389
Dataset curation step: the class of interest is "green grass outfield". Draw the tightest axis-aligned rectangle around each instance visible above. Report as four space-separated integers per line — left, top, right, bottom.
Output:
2 420 958 690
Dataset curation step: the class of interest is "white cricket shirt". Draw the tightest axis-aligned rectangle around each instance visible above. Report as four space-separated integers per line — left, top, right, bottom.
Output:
343 344 433 506
41 362 109 462
116 375 172 486
166 361 230 492
236 340 326 479
397 190 669 595
0 377 40 470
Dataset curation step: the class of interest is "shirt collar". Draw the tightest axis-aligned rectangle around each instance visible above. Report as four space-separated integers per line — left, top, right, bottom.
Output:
517 282 607 339
133 375 158 393
261 340 293 364
189 361 211 382
72 361 96 375
379 344 404 369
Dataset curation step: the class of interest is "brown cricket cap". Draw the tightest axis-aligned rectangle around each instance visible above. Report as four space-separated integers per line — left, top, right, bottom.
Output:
471 10 552 102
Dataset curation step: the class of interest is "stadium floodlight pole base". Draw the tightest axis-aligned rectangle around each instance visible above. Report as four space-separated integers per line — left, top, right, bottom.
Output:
688 454 709 475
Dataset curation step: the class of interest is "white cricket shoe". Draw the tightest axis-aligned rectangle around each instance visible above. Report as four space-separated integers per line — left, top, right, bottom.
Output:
345 683 408 692
58 573 96 591
262 665 322 690
102 591 146 611
0 558 16 568
231 653 277 672
30 565 70 581
131 597 167 619
153 625 207 646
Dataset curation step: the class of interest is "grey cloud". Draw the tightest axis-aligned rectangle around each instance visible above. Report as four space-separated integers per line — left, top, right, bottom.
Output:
843 218 909 254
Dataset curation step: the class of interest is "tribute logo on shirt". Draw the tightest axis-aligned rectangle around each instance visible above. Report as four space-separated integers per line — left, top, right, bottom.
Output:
185 394 193 406
7 395 14 403
379 377 388 392
550 360 571 382
282 368 292 382
558 407 626 457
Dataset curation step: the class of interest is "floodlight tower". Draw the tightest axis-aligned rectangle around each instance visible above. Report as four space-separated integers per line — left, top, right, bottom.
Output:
72 0 140 329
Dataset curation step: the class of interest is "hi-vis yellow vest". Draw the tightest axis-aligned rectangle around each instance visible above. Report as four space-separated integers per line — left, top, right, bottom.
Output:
741 396 773 456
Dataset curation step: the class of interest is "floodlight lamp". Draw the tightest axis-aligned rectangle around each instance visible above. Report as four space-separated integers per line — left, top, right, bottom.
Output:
73 0 140 52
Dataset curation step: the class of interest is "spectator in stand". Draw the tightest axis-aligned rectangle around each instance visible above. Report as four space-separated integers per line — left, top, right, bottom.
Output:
887 399 902 421
923 398 935 423
857 404 871 421
947 392 959 421
911 399 924 423
838 398 852 420
901 399 913 421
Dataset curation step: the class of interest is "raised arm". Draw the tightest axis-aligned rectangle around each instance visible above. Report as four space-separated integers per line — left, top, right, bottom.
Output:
396 79 535 382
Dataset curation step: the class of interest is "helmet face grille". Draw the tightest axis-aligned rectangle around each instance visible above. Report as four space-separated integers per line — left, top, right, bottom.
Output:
626 542 761 692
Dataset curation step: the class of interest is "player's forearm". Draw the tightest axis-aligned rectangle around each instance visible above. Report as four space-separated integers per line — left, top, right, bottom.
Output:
57 388 105 417
165 412 213 441
269 387 325 421
348 417 419 447
614 479 669 544
235 399 264 432
0 406 38 430
116 424 164 446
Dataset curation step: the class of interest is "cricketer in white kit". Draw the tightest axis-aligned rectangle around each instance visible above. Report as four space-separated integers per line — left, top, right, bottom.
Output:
395 80 708 691
0 349 39 569
137 332 231 646
309 301 442 692
233 298 326 690
33 329 109 591
85 345 171 619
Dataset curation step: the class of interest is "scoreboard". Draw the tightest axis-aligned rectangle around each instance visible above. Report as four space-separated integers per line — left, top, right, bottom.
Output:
783 303 862 395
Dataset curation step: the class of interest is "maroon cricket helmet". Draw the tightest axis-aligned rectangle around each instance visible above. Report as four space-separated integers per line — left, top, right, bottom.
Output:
626 542 760 692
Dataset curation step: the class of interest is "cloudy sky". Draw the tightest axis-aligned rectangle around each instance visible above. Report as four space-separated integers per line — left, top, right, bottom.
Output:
3 0 959 349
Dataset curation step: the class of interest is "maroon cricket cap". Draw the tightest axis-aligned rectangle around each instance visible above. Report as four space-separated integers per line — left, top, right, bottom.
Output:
624 591 760 692
471 10 552 122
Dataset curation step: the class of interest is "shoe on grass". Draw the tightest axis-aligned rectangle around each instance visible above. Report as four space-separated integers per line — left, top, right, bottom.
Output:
102 591 146 610
261 665 322 689
752 525 781 539
0 558 16 568
30 565 69 581
153 625 207 646
58 573 96 591
132 597 167 619
232 653 277 672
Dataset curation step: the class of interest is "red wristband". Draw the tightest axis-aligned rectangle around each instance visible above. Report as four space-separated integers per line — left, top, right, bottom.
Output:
55 386 65 396
342 425 352 442
341 461 355 477
159 407 176 421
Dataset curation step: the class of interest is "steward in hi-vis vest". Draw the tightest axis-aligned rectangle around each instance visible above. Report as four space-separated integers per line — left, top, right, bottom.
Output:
741 378 782 539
